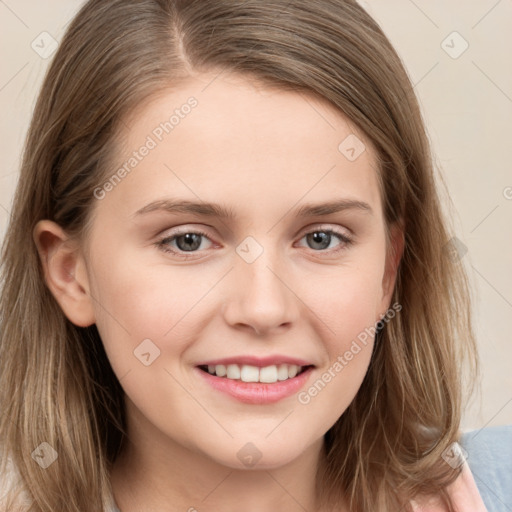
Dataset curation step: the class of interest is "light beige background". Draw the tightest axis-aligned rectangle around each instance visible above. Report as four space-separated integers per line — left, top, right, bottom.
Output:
1 1 511 430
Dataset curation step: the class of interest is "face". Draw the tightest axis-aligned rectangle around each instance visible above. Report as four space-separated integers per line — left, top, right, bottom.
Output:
52 72 402 470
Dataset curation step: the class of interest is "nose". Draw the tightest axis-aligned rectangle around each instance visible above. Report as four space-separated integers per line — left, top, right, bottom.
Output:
221 246 299 336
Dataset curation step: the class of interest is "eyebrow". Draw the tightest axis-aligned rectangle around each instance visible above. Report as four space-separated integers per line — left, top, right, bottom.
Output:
133 198 373 219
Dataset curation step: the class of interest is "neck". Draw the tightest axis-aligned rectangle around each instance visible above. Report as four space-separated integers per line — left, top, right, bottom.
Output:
110 400 336 512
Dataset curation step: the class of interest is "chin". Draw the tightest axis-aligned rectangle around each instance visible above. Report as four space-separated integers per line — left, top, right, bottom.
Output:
203 439 309 471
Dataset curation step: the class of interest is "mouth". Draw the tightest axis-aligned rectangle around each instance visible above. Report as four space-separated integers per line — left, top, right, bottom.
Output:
197 363 314 384
195 363 315 404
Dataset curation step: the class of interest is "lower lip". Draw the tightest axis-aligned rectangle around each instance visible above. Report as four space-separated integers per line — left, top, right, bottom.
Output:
195 366 314 404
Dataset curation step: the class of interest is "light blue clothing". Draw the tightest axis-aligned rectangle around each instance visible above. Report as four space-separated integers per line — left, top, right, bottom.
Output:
460 425 512 512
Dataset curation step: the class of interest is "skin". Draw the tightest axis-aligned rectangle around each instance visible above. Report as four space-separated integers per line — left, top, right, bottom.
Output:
33 71 403 512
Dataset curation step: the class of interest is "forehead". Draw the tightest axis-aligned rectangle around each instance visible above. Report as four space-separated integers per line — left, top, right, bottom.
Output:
96 71 383 224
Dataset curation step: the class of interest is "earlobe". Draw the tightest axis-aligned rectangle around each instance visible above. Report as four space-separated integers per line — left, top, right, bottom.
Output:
32 220 95 327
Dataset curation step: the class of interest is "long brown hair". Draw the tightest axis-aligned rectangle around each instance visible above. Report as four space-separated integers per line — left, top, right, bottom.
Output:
0 1 477 510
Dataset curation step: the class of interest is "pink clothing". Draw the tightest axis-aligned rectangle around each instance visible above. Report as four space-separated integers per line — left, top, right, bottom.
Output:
410 461 488 511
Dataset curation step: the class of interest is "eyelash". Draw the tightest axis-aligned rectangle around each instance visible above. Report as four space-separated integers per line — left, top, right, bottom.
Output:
155 226 353 259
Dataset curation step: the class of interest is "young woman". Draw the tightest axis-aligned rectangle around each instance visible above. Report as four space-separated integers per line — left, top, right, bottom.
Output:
0 1 486 510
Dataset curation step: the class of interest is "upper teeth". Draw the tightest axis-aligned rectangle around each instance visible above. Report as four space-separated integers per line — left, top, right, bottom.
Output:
206 364 303 383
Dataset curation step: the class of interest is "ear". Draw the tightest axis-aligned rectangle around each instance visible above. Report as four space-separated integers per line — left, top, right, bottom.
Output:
32 220 95 327
378 219 404 318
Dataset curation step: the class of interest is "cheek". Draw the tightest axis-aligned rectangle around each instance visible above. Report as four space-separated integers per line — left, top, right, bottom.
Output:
305 259 384 347
293 263 383 425
296 345 373 440
89 247 224 372
320 284 379 336
294 285 379 434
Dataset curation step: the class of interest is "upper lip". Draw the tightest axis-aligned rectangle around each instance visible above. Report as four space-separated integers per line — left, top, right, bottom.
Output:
196 355 315 368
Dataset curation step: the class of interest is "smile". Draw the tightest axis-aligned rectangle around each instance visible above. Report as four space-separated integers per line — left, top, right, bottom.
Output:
195 363 315 405
199 363 311 383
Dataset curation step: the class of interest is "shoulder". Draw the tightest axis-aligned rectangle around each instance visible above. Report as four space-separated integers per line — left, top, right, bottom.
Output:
460 425 512 512
0 450 32 511
410 458 488 512
410 425 512 512
1 446 119 512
